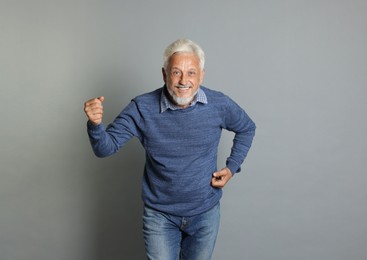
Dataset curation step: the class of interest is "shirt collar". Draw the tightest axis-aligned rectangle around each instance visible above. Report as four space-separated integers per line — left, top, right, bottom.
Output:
160 86 208 113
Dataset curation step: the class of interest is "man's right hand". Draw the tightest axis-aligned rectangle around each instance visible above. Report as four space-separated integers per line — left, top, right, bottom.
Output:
84 96 105 126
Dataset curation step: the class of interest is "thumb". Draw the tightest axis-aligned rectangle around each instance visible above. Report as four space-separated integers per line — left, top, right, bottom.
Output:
213 171 224 180
213 168 232 179
98 96 105 102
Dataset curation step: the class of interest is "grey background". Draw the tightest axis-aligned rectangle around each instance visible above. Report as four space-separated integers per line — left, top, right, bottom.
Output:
1 0 366 259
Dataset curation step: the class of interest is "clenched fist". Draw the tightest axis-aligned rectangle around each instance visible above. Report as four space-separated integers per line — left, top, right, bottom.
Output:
211 167 233 188
84 96 105 126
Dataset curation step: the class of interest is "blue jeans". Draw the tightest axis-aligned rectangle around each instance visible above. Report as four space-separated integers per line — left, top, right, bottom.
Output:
143 203 220 260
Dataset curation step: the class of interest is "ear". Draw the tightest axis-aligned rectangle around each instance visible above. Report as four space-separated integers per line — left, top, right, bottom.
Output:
199 69 205 84
162 67 167 83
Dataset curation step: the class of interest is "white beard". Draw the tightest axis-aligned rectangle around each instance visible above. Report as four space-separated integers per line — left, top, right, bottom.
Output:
166 86 198 107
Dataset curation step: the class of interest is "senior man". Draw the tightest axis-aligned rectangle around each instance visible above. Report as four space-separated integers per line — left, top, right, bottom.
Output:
84 38 256 260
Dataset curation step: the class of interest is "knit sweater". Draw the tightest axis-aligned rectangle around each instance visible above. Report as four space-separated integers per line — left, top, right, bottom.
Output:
87 86 256 216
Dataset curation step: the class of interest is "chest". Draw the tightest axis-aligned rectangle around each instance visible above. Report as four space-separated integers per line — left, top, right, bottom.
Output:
141 107 223 152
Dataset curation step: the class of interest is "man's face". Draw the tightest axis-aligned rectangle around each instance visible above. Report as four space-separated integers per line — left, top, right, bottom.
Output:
162 52 204 108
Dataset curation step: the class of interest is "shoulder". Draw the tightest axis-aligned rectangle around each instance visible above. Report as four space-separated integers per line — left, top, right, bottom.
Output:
201 86 233 107
130 87 162 113
201 86 248 121
120 87 163 116
201 86 225 98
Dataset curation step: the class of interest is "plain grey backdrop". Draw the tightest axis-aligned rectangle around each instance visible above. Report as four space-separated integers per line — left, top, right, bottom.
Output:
1 0 366 259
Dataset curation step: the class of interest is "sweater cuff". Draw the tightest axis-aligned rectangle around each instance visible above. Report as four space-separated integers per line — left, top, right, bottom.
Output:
226 159 241 175
87 121 104 134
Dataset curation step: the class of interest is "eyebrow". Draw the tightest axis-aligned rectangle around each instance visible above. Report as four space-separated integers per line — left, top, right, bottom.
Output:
171 67 197 71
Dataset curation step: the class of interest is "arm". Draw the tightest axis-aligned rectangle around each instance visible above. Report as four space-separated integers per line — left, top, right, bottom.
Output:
211 97 256 188
84 97 142 157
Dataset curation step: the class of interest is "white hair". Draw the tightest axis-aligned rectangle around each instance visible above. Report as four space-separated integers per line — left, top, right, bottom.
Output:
163 38 205 71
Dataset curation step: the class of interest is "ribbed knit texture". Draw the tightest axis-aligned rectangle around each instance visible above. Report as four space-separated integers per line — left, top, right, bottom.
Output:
87 86 256 216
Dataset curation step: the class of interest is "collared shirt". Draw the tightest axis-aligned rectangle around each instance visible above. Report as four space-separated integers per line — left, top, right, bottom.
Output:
160 86 208 113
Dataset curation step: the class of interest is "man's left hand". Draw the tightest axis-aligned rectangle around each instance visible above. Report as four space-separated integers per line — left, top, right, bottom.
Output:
211 167 233 188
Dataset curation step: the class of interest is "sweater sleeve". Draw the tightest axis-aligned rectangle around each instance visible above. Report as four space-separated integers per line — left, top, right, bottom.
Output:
223 97 256 174
87 100 142 158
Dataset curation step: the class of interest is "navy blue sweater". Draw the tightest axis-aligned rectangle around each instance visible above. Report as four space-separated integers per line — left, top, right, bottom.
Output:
87 86 256 216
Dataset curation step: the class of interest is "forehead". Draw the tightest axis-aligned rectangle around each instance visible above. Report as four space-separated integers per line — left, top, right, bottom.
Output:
168 53 200 69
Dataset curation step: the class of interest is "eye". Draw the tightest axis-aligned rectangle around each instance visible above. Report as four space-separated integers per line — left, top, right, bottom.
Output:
188 71 196 76
171 70 181 76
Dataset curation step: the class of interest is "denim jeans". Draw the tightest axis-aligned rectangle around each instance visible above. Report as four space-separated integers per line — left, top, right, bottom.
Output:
143 203 220 260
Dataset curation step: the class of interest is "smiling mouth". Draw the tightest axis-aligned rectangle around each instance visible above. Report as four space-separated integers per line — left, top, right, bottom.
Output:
176 84 191 90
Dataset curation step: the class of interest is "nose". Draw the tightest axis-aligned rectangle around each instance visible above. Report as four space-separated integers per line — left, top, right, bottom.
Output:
179 73 188 85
